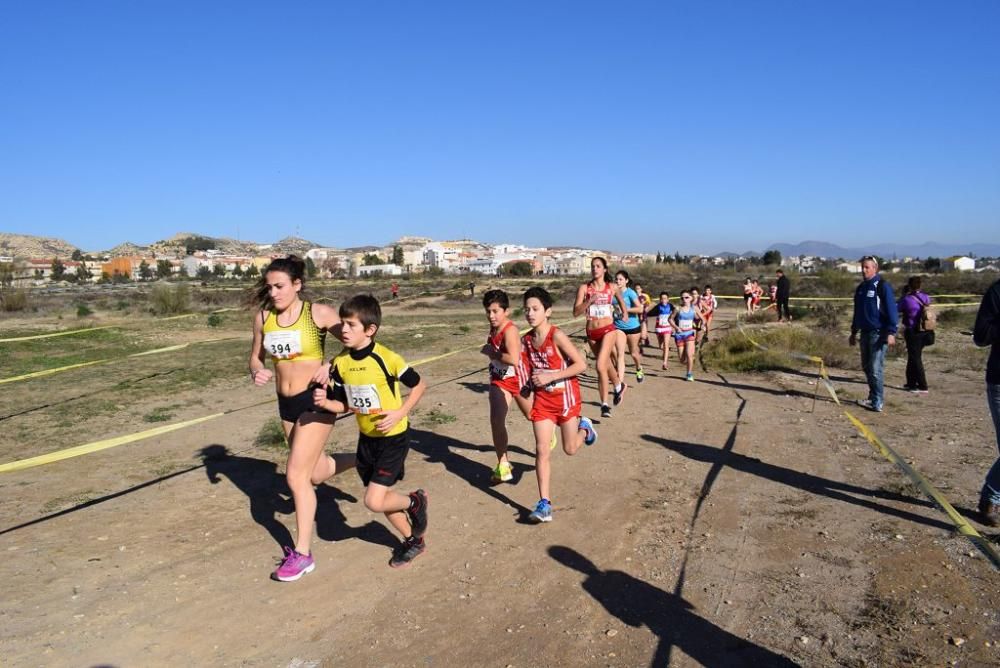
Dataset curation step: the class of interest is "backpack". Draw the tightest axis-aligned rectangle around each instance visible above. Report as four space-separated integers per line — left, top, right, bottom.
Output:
917 295 937 332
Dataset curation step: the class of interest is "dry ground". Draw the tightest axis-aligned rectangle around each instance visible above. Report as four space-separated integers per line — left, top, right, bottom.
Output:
1 299 998 667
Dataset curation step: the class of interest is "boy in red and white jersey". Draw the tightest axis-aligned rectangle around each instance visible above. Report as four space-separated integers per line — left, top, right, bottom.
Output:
520 287 597 523
480 289 531 483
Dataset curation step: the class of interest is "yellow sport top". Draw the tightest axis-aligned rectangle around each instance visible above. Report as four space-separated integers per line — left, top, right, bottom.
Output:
330 341 420 438
261 301 325 362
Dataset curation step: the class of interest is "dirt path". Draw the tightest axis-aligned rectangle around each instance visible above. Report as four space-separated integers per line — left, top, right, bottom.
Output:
1 318 998 667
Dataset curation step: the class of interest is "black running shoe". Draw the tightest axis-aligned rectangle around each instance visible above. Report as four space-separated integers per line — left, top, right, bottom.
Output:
389 536 426 568
601 403 612 418
613 382 628 406
408 489 429 538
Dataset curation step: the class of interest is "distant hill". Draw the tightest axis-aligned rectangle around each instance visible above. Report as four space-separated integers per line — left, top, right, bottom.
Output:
0 233 79 259
107 241 149 257
763 240 1000 260
263 236 322 256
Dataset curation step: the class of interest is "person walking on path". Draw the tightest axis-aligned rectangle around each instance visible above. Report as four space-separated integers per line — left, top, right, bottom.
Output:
897 276 932 394
973 277 1000 527
775 269 791 322
849 256 898 413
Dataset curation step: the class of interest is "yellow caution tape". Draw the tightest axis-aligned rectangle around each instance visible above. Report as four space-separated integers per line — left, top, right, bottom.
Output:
0 337 244 385
156 307 241 322
734 310 999 569
0 325 118 343
0 316 583 472
844 411 1000 569
0 402 272 474
0 359 110 385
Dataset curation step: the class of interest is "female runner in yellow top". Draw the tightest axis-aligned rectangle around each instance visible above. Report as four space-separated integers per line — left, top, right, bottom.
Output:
248 255 356 582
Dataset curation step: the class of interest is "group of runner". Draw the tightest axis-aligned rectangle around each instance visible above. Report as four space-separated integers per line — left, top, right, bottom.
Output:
743 276 782 314
247 254 722 581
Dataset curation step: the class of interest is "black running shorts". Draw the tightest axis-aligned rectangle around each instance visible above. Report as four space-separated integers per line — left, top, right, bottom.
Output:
356 431 409 487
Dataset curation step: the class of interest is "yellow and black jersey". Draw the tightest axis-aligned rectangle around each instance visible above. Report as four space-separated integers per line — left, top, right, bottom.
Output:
261 301 325 362
330 341 421 437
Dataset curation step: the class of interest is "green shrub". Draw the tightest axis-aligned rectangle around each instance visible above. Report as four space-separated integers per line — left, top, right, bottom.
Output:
255 417 287 450
150 282 190 315
76 304 93 317
703 324 854 373
424 409 457 425
143 407 175 423
207 313 223 327
1 289 29 312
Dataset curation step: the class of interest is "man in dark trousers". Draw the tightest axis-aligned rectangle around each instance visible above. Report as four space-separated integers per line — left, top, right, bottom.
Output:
775 269 791 322
973 277 1000 526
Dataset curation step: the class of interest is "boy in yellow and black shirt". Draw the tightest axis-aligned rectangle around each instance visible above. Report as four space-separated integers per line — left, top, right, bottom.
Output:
312 294 429 568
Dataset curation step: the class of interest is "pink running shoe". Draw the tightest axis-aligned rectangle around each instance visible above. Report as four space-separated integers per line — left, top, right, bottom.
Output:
273 547 315 582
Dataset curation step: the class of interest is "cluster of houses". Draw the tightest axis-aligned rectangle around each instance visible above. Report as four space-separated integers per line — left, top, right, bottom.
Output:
0 237 989 286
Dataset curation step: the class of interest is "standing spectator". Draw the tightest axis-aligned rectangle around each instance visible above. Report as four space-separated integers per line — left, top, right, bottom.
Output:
897 276 931 394
775 269 791 322
391 282 399 300
469 281 476 297
973 277 1000 526
849 256 898 413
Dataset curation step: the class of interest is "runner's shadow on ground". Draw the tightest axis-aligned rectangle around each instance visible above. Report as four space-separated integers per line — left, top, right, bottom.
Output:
640 435 958 533
549 546 798 667
694 376 822 402
408 429 534 520
199 445 395 550
457 381 490 394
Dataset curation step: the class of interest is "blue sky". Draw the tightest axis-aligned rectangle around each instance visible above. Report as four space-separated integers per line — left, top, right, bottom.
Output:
1 1 998 253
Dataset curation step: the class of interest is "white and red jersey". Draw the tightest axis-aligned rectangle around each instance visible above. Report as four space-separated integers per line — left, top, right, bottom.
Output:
487 320 527 391
585 282 615 322
521 326 581 420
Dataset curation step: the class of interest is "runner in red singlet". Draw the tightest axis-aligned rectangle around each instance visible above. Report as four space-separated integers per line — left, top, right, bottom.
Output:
573 256 629 418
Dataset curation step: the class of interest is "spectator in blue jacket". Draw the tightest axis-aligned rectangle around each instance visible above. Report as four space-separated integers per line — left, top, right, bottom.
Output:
849 256 898 412
973 278 1000 527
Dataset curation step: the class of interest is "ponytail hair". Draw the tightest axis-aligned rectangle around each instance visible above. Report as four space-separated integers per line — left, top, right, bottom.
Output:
251 255 306 310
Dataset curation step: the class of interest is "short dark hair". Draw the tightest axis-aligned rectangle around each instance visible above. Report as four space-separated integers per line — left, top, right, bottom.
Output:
340 294 382 331
523 286 553 310
482 289 509 310
776 269 784 276
659 291 670 298
703 284 712 290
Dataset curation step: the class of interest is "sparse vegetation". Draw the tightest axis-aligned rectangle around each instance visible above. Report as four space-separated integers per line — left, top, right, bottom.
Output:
1 289 29 312
150 282 191 315
143 407 176 423
423 409 457 425
255 417 287 450
702 323 854 373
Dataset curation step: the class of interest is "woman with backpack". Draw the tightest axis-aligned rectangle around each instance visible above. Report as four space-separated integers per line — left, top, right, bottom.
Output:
897 276 933 394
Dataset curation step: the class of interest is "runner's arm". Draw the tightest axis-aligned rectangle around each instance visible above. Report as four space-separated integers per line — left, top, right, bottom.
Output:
573 285 590 317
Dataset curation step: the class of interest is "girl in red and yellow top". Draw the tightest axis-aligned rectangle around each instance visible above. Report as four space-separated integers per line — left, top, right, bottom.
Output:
480 289 531 483
248 255 356 582
521 287 597 524
573 256 629 419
